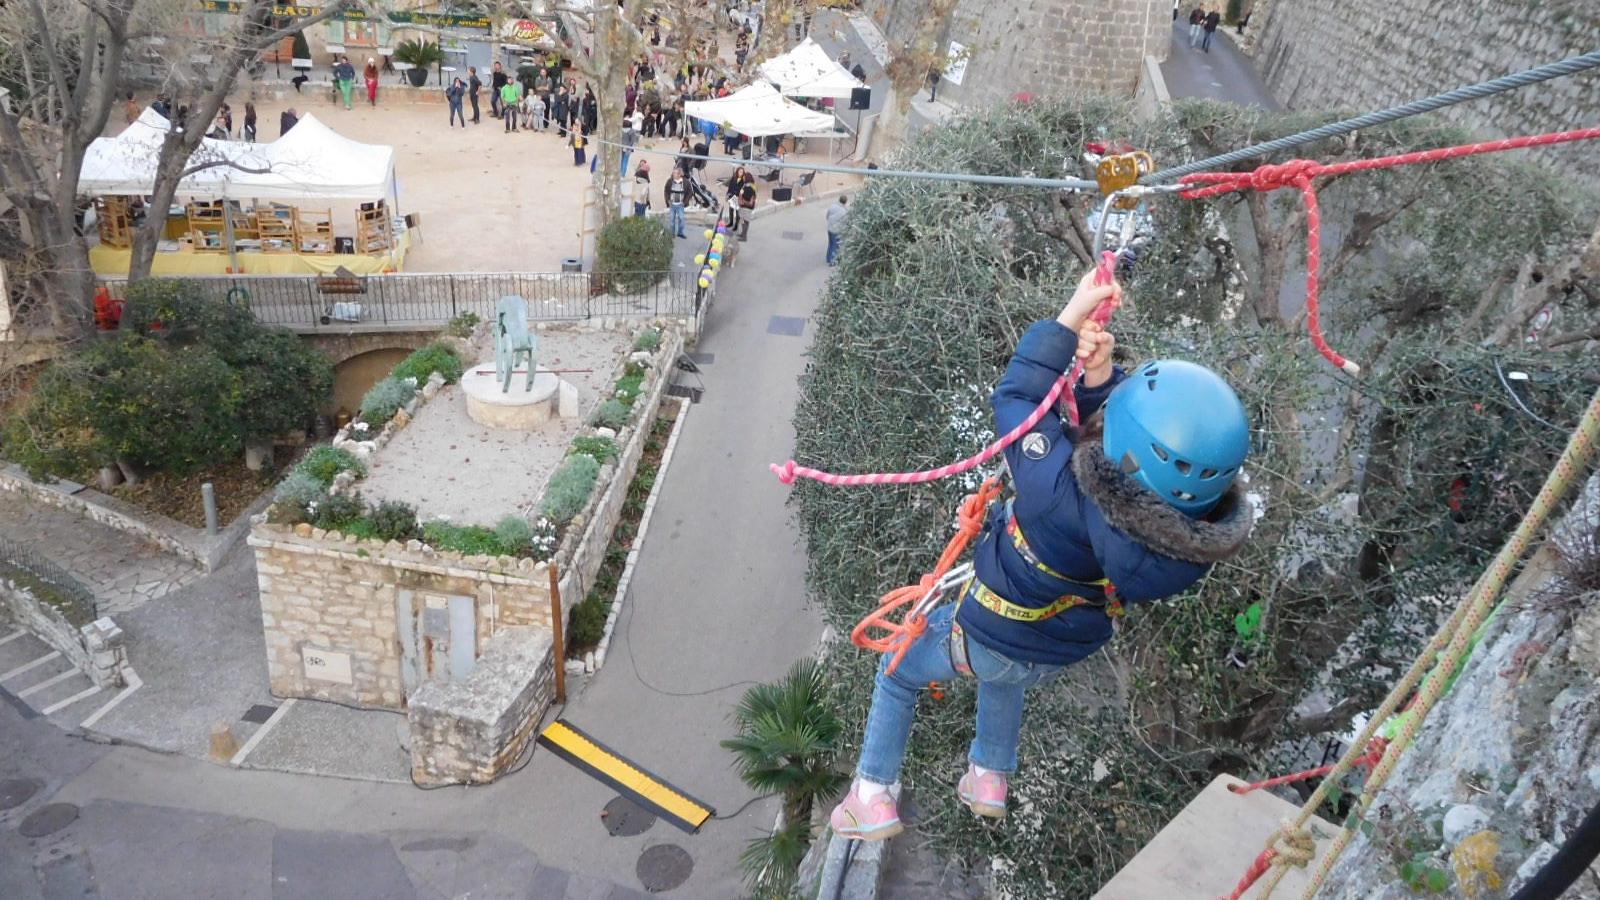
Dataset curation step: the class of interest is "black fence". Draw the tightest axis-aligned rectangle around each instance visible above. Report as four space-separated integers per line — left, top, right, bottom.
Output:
100 270 703 332
0 536 98 627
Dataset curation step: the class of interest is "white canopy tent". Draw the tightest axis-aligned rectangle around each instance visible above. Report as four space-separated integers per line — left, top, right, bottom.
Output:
683 81 836 138
757 37 863 99
79 110 395 202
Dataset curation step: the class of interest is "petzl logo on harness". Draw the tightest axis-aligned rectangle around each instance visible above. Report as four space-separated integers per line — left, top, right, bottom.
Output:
1021 432 1050 460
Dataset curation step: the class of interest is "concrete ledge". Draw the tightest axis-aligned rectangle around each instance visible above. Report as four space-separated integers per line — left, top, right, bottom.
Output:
409 626 554 784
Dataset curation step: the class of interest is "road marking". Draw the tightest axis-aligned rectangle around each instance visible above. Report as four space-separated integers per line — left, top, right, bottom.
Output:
0 630 27 647
0 650 61 682
230 698 297 767
42 684 102 716
17 668 79 698
536 719 715 833
79 667 142 730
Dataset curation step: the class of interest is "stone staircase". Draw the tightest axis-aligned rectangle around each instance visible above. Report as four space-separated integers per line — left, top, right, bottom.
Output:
0 627 108 727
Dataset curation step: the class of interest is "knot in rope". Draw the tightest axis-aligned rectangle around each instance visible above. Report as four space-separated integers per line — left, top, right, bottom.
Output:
1271 820 1317 869
1248 158 1320 192
771 460 798 485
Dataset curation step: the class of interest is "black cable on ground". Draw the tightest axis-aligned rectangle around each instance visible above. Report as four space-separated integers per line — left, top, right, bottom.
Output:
709 792 777 820
1508 796 1600 900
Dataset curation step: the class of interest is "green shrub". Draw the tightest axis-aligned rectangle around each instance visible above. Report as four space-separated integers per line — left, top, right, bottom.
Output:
591 399 630 430
623 361 646 378
272 471 325 515
121 279 255 348
567 595 608 650
77 337 244 475
614 373 645 407
391 342 465 386
541 454 600 524
360 377 413 424
445 312 480 338
421 521 511 556
2 365 97 480
595 217 672 293
296 445 366 486
492 515 558 558
632 328 661 351
311 492 365 531
231 330 333 444
368 500 419 541
570 436 619 464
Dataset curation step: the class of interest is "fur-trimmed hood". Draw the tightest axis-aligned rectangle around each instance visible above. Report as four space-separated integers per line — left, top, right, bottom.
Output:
1068 423 1253 565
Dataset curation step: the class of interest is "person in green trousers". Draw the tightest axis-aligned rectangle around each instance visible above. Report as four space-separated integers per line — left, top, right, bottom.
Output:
333 56 356 109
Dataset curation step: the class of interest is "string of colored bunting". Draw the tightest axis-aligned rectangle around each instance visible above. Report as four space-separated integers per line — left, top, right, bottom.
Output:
768 124 1600 487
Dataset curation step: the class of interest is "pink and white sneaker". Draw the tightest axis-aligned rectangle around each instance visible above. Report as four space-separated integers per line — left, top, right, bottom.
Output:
957 765 1008 818
829 782 904 840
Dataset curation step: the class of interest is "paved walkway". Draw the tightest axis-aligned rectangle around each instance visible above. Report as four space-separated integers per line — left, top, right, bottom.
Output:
0 495 201 616
1160 19 1281 109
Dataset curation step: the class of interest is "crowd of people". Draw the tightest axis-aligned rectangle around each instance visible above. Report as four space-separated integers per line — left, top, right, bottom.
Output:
1185 6 1224 52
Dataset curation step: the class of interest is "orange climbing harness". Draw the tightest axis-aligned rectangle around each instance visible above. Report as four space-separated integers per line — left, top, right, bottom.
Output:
851 478 1003 675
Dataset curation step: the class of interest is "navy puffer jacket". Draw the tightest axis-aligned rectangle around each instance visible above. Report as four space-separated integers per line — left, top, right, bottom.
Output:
957 320 1253 666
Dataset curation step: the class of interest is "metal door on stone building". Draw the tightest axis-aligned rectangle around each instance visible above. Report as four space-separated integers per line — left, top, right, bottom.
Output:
396 590 477 695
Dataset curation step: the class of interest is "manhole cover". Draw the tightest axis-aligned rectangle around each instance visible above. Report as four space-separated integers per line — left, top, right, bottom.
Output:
0 778 42 811
240 703 278 724
636 843 693 893
602 795 656 837
767 315 806 336
19 803 78 837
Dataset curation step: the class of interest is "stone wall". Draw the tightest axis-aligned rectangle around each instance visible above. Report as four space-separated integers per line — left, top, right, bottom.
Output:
247 325 683 712
408 626 554 785
861 0 1169 108
1252 0 1600 192
0 577 127 688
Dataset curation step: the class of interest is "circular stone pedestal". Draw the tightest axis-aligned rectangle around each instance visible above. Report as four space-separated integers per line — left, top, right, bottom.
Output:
463 362 560 429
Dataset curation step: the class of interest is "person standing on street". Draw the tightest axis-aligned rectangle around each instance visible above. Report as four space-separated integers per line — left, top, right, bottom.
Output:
243 101 258 142
1202 8 1221 51
1188 7 1204 48
364 57 380 105
534 68 552 128
571 124 588 166
825 194 848 266
665 168 689 238
279 107 298 137
553 85 571 137
737 177 757 240
927 68 941 102
468 66 483 123
500 77 521 131
447 78 467 127
490 61 508 118
632 161 652 218
334 56 356 109
621 119 639 182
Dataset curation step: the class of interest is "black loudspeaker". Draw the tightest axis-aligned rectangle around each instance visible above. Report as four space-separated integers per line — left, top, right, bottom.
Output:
334 237 354 254
849 87 871 110
772 186 793 202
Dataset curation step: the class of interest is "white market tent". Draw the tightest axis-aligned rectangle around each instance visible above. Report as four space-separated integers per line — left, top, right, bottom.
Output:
757 37 863 99
683 80 836 138
79 109 395 202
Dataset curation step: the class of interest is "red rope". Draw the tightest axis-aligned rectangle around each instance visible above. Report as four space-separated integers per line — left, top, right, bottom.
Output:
1179 126 1600 376
1228 738 1390 796
1222 848 1279 900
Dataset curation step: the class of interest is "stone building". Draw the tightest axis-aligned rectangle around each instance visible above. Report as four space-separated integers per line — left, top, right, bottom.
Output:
861 0 1170 109
1248 0 1600 191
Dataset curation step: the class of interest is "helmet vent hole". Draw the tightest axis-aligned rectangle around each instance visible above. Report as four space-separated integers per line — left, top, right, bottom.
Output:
1175 460 1192 475
1172 490 1196 501
1120 451 1140 474
1150 443 1169 461
1145 366 1159 376
1146 379 1158 391
1200 468 1218 480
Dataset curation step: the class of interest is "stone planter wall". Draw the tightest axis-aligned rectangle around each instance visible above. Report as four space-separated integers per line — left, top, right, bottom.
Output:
0 577 127 688
408 626 554 785
247 325 682 722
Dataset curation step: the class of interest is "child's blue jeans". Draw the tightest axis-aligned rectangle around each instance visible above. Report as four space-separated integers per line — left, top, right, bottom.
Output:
856 602 1065 786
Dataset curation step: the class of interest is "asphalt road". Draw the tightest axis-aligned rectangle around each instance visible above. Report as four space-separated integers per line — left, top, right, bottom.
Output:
1160 18 1281 109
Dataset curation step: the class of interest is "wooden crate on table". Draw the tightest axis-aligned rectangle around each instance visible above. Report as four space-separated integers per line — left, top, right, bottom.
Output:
297 209 334 254
355 200 393 253
255 205 298 253
95 197 134 248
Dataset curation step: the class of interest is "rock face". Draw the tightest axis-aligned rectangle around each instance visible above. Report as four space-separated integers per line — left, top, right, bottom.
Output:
1321 473 1600 899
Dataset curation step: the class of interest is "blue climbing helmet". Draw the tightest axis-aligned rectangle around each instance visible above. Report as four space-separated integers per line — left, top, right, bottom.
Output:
1102 359 1250 517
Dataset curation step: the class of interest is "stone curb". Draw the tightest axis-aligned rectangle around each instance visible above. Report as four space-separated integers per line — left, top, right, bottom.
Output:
749 185 853 221
591 395 691 674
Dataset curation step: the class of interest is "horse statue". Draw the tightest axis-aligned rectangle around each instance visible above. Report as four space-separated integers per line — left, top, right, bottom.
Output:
495 295 539 393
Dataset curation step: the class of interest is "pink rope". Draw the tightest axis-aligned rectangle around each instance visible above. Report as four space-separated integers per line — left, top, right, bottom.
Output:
771 252 1119 486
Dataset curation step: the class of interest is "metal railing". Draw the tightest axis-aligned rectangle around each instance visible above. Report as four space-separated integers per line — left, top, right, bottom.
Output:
0 536 99 626
100 270 703 332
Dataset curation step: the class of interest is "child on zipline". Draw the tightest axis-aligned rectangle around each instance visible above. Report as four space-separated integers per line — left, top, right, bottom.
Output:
830 268 1255 839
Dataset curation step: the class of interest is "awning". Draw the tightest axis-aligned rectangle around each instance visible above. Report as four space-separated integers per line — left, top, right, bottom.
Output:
683 81 835 138
757 37 863 99
79 109 395 202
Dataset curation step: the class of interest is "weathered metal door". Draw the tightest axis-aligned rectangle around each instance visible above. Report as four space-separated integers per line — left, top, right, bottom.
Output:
396 590 477 696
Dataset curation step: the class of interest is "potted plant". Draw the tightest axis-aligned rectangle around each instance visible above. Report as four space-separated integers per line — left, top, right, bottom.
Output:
291 30 313 70
393 39 442 87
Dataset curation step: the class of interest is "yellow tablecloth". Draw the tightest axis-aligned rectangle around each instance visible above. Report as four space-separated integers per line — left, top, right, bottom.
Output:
90 231 410 277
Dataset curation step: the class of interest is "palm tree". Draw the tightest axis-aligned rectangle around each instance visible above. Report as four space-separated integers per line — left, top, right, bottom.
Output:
722 658 851 897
